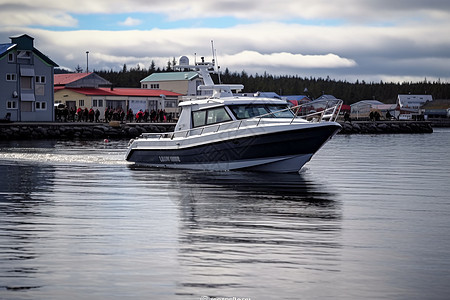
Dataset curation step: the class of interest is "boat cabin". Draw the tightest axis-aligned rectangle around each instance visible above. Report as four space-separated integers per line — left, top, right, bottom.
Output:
174 98 294 132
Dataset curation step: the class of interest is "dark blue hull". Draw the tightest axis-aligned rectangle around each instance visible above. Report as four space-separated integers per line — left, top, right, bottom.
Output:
126 123 340 172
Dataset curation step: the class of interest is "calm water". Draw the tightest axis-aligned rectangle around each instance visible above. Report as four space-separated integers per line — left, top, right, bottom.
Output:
1 129 450 300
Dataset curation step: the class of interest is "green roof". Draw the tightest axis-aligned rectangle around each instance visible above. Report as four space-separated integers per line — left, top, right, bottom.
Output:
140 72 199 82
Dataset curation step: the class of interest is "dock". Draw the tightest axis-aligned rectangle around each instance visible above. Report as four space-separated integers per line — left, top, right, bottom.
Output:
0 120 438 140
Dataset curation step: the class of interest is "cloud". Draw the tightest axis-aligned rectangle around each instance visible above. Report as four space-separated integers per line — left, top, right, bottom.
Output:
2 0 450 25
0 4 77 27
1 1 449 82
221 51 356 70
118 17 142 27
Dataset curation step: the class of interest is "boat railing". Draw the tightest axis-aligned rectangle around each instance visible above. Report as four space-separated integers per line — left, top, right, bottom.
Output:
139 99 343 140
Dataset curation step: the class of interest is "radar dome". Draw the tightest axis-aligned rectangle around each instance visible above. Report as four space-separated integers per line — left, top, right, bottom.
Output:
179 56 189 66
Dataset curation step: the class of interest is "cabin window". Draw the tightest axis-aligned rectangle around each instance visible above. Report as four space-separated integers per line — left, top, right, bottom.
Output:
266 105 295 118
8 53 14 62
229 104 293 119
192 110 206 127
206 107 232 125
192 107 232 128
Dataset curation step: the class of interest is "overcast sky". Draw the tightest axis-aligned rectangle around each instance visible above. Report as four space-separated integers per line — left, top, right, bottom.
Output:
1 0 450 83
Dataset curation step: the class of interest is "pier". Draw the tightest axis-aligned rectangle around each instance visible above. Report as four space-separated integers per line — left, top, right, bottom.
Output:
0 120 436 140
338 120 433 134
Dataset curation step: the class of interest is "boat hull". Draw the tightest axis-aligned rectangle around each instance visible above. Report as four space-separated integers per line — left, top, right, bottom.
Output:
126 123 340 173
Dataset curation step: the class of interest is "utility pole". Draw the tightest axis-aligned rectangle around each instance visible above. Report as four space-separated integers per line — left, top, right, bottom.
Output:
86 51 89 73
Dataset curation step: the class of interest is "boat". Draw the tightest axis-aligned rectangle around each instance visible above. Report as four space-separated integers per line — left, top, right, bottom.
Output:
125 55 342 173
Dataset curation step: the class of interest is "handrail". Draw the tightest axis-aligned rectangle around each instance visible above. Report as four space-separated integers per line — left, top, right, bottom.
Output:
140 99 343 140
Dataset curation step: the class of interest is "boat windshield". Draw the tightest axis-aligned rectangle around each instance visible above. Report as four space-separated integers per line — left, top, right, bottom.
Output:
229 104 294 120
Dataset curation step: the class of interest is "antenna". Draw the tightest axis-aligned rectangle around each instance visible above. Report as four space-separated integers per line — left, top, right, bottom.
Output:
211 40 222 84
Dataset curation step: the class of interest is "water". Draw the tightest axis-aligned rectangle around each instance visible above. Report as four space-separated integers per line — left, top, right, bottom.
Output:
1 129 450 300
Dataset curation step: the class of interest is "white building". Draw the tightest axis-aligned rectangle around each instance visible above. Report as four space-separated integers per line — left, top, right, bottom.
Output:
397 94 433 109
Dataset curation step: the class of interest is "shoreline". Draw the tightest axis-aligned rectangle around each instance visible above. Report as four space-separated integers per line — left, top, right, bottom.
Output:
0 120 436 140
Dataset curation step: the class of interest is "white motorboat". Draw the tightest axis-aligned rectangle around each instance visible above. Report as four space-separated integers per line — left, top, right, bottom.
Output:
125 56 342 173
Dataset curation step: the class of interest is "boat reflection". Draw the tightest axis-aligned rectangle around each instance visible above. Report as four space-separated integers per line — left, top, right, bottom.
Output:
130 167 343 298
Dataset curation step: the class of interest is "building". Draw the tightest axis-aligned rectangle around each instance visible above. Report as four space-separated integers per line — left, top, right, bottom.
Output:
140 72 203 96
421 99 450 119
351 100 397 120
0 34 58 122
54 72 112 89
397 94 433 109
396 94 433 120
54 73 181 120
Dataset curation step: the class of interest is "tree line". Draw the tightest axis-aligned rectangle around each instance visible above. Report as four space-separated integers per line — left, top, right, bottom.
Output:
57 63 450 105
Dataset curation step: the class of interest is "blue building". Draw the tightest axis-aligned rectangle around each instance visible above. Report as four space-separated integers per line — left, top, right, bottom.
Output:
0 34 58 122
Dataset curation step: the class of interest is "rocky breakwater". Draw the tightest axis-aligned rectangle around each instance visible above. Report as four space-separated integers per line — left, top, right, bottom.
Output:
0 122 175 140
338 121 433 134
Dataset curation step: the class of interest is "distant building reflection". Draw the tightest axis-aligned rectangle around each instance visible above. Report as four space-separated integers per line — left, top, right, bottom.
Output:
0 162 55 291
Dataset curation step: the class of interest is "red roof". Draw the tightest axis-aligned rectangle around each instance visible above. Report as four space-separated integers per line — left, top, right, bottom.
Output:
54 87 181 97
54 73 92 85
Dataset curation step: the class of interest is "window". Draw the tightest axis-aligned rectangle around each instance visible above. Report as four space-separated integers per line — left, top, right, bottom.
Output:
20 76 32 89
142 84 148 88
229 104 293 120
206 107 232 125
93 99 97 107
17 51 31 59
98 99 103 107
35 76 46 84
165 100 177 108
35 102 47 110
7 101 17 109
150 84 159 89
192 110 206 127
192 107 231 128
8 53 14 62
79 100 84 107
6 73 17 81
35 85 45 96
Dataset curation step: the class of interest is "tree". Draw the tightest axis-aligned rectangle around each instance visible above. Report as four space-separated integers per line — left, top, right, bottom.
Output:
150 60 156 72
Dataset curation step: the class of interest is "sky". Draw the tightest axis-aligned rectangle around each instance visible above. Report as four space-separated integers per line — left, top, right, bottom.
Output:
1 0 450 83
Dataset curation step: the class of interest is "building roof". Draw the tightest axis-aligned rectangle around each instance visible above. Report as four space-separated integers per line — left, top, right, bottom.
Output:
54 72 112 88
316 94 338 101
351 100 385 107
0 41 58 67
0 43 15 57
54 73 92 85
140 72 199 82
421 99 450 109
397 94 433 108
55 87 181 97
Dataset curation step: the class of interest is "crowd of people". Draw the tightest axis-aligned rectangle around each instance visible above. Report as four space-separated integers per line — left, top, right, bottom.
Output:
55 106 173 123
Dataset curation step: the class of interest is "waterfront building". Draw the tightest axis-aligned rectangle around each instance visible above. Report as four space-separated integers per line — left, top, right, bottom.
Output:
396 94 433 120
0 34 58 122
140 72 203 96
351 100 397 120
397 94 433 109
54 73 181 120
